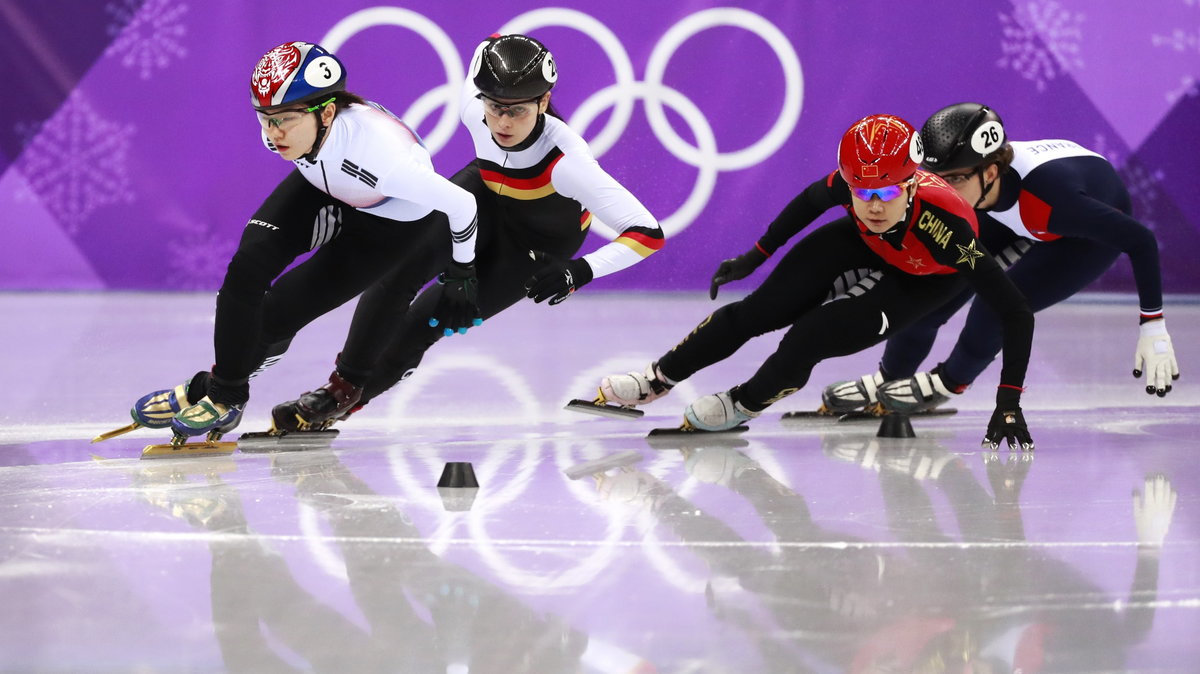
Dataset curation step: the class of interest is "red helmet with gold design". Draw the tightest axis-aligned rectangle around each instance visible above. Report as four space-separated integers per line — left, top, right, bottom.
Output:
837 114 924 189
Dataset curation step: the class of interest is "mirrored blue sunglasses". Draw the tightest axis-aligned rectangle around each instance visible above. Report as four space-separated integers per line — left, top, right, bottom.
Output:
850 183 907 202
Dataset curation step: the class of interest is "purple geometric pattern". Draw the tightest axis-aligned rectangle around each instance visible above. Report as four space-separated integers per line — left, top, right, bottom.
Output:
4 0 1199 292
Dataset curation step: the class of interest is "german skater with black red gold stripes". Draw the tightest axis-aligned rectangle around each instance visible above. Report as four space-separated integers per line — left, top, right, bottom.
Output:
270 34 665 433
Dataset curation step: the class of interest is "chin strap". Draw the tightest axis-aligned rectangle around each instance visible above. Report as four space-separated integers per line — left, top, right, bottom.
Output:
854 189 916 249
874 191 918 249
302 113 330 163
974 169 998 208
302 100 338 163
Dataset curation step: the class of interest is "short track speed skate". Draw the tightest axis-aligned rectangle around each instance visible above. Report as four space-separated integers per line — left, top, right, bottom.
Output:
647 419 750 439
141 398 244 460
92 382 193 444
783 402 957 423
249 372 360 448
568 362 675 419
236 391 348 452
237 428 340 453
564 394 644 419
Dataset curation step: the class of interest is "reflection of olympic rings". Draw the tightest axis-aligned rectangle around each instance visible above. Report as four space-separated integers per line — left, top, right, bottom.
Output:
381 353 631 589
323 7 803 238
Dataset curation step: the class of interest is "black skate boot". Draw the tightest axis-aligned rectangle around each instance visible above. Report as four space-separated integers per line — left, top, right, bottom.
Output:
270 371 363 435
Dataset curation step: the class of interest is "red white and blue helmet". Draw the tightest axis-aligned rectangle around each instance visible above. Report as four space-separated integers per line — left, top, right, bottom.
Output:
837 114 924 189
251 41 346 111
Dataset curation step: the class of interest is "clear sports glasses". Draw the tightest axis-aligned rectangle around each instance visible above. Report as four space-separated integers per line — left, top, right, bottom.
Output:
256 97 335 130
478 94 542 119
937 167 981 186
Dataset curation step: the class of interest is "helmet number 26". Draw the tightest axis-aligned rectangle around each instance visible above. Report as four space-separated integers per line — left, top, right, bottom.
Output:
971 121 1005 155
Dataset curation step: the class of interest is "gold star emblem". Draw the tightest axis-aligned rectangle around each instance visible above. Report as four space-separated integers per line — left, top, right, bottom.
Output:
906 255 926 270
955 239 985 269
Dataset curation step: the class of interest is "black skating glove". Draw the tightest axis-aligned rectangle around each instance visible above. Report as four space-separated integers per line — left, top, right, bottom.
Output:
982 386 1034 451
709 245 768 299
525 253 593 305
431 260 481 335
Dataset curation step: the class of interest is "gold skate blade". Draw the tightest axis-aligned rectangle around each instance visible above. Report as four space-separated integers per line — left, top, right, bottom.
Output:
647 425 749 438
140 441 237 460
91 422 142 443
564 399 644 419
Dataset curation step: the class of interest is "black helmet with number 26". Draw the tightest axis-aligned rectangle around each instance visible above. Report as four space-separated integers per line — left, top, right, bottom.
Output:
920 103 1008 172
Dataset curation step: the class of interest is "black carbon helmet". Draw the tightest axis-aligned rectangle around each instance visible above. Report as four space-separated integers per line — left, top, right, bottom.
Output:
472 34 557 100
920 103 1008 172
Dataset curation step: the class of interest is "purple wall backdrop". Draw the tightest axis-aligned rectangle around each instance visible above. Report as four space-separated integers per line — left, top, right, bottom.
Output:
4 0 1199 292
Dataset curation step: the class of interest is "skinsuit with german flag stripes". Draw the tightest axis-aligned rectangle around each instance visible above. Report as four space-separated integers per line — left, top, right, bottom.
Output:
269 34 664 430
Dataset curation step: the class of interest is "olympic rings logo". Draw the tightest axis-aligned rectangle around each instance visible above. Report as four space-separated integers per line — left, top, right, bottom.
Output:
321 7 803 238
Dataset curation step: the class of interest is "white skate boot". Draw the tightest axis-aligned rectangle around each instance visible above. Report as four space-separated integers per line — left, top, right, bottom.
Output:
598 362 675 407
877 369 957 414
683 391 760 432
820 371 886 415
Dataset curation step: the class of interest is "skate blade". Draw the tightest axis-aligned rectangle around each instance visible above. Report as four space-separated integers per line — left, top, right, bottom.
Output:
140 441 238 460
564 399 644 419
647 425 749 438
780 409 842 420
237 429 339 453
91 422 143 443
838 407 957 422
781 408 958 422
563 450 644 480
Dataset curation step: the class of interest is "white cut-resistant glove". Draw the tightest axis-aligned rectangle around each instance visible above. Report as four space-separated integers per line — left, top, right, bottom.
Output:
1133 473 1177 548
1133 319 1180 396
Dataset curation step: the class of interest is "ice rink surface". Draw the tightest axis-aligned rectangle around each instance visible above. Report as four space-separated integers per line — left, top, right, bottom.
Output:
1 291 1198 672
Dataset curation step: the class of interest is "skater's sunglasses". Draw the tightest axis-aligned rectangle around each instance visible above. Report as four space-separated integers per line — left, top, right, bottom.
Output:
256 97 335 130
850 181 911 202
478 94 543 119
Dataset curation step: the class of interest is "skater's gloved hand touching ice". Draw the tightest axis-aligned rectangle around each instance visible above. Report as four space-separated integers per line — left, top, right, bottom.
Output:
525 250 593 305
983 386 1034 451
709 245 768 299
1133 318 1179 396
430 260 481 335
1133 473 1176 548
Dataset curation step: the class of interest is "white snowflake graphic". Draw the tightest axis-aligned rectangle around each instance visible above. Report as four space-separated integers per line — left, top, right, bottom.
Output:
1090 133 1124 170
1165 75 1199 104
13 91 135 234
1151 27 1200 54
997 1 1086 92
165 219 235 290
1119 160 1164 232
1151 0 1200 57
106 0 189 80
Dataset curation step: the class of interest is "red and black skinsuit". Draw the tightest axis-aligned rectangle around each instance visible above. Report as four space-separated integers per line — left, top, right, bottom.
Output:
655 170 1033 412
